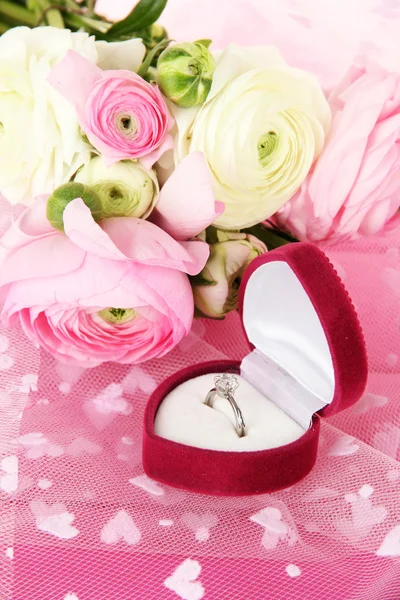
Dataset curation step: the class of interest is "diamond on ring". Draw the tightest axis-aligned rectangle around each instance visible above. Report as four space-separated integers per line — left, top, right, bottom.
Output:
205 373 245 437
214 373 239 397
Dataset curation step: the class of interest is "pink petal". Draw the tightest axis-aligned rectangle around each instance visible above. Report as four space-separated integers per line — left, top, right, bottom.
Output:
139 134 175 170
92 133 175 169
12 262 194 367
121 263 194 334
63 199 209 274
1 196 54 253
101 217 209 275
152 152 224 240
179 241 211 274
2 253 129 310
48 50 102 117
63 199 127 260
0 235 85 287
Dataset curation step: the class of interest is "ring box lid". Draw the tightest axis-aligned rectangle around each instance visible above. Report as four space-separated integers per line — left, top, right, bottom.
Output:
238 242 368 424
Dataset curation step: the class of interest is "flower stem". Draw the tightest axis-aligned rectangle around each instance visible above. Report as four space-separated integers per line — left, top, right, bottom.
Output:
0 1 37 26
86 0 96 15
64 12 112 34
36 5 65 28
138 38 171 79
47 9 64 28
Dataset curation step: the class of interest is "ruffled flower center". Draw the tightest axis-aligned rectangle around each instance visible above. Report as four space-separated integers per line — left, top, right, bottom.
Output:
116 113 138 137
257 131 278 167
98 307 136 324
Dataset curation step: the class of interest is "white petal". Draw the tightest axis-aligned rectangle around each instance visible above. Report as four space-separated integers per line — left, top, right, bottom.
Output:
95 39 146 72
209 43 287 100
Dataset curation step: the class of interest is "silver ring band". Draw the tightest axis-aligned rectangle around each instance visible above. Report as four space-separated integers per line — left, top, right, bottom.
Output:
204 374 246 438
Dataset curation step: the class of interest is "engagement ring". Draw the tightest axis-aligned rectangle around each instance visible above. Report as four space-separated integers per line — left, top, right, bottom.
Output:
204 373 246 438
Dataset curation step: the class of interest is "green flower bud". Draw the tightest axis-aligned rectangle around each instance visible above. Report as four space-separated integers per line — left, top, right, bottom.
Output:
146 23 168 49
150 24 167 41
46 182 102 232
157 40 215 108
75 156 159 219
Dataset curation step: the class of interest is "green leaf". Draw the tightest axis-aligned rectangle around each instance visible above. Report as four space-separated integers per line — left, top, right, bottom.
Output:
242 223 298 251
107 0 167 38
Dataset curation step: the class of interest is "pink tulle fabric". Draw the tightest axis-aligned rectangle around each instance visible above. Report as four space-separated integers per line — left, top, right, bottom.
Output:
1 2 400 599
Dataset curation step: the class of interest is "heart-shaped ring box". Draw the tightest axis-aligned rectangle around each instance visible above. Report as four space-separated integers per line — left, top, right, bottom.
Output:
143 242 368 496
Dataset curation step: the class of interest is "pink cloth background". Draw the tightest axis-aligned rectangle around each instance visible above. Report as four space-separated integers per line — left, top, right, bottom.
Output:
1 2 400 599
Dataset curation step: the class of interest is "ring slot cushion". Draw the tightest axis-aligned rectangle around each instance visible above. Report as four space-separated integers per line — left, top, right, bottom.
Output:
143 242 368 496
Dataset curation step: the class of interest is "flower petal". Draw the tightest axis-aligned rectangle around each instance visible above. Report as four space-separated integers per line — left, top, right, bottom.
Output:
101 217 209 275
152 152 224 240
2 253 128 311
0 234 85 287
95 39 146 72
0 196 53 254
209 43 287 101
63 199 127 260
139 134 175 170
48 50 102 117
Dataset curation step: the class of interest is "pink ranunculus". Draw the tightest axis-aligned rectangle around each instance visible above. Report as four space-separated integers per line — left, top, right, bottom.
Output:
276 62 400 244
0 154 220 367
48 50 174 168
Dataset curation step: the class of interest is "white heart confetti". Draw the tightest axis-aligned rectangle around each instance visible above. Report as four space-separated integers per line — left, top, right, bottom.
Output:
30 501 79 540
377 525 400 557
286 564 301 578
0 455 18 494
164 559 204 600
387 470 400 482
159 519 174 527
121 436 135 445
0 354 14 370
100 510 141 546
0 335 9 353
59 382 71 395
37 478 53 490
129 474 165 496
328 436 359 456
353 393 388 414
66 437 102 457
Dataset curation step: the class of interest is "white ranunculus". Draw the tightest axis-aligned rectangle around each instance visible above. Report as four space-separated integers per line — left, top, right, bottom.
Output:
75 156 159 219
174 44 331 229
0 27 145 205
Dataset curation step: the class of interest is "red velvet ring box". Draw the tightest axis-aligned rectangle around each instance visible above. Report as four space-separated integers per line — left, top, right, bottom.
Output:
143 242 368 496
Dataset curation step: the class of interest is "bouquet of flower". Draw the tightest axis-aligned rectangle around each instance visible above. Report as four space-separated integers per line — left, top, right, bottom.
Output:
0 0 399 368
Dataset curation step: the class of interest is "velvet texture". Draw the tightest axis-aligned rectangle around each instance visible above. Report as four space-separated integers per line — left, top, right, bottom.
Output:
143 243 368 496
239 242 368 418
143 361 320 495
